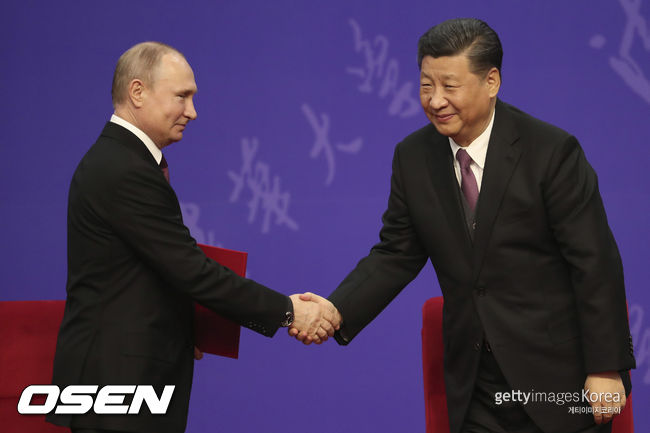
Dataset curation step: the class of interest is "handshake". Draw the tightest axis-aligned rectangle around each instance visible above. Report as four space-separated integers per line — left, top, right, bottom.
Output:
288 292 342 345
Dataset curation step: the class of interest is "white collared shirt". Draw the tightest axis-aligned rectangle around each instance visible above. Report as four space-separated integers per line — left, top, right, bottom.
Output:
448 109 495 192
110 114 163 165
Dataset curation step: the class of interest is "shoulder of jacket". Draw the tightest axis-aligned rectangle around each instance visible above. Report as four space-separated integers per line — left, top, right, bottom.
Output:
500 101 572 143
396 123 440 152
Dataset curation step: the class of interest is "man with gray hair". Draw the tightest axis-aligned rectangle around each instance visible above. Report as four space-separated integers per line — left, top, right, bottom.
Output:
46 42 341 433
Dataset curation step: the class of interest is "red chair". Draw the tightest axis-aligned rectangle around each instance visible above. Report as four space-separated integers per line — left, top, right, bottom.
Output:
0 300 69 433
421 296 634 433
421 297 451 433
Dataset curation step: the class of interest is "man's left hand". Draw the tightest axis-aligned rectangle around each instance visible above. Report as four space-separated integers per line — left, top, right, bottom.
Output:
583 371 626 424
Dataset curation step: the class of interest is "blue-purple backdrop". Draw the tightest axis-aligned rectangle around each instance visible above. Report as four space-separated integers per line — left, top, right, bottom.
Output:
2 0 649 431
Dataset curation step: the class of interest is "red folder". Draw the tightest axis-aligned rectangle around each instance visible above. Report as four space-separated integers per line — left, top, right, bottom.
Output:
194 243 244 359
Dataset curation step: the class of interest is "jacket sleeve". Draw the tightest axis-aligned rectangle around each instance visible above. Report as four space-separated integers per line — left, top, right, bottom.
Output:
543 135 635 373
105 164 289 337
329 143 428 344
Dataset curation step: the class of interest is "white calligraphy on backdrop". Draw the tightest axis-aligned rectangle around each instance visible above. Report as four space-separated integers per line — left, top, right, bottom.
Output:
228 137 299 234
180 201 253 278
629 303 650 384
591 0 650 104
346 18 421 118
180 202 218 246
227 19 420 223
301 103 363 186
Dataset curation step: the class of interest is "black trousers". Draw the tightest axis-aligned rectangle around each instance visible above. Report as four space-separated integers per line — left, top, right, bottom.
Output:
461 343 612 433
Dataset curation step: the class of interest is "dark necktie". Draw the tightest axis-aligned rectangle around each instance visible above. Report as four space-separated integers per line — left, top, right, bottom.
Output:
456 148 479 212
160 155 170 183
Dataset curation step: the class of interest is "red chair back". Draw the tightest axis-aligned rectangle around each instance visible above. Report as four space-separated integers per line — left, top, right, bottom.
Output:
0 300 70 433
422 297 450 433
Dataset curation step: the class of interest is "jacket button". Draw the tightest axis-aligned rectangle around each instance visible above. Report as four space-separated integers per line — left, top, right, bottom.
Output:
474 342 481 351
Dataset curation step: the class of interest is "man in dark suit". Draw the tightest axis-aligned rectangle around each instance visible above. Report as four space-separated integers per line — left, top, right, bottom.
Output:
294 18 635 433
46 42 340 433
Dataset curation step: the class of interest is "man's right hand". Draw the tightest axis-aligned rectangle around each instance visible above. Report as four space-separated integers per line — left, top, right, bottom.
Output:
288 292 342 345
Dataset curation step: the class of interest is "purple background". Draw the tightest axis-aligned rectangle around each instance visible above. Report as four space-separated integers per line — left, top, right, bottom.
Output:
1 0 649 431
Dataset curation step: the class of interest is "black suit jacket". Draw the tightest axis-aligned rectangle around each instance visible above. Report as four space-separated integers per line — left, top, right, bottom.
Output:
329 100 635 433
47 122 289 433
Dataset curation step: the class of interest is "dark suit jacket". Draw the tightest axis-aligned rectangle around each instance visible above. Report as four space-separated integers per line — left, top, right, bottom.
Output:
329 100 635 433
47 122 289 433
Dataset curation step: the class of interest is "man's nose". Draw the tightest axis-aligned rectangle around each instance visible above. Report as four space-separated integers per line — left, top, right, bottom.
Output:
429 90 448 110
185 98 197 120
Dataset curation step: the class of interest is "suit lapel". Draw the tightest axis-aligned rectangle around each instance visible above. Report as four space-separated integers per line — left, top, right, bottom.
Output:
471 101 522 281
424 130 473 261
100 122 176 195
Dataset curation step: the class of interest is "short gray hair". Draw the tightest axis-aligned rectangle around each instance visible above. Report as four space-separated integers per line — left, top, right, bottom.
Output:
111 41 184 107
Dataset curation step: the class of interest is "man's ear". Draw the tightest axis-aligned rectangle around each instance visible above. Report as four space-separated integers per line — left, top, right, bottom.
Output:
486 67 501 98
127 79 146 108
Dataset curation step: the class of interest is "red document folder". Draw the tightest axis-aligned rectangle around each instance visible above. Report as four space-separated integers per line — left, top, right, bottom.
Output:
195 244 245 359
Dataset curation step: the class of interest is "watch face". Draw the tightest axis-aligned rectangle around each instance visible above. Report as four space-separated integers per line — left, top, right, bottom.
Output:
283 311 294 327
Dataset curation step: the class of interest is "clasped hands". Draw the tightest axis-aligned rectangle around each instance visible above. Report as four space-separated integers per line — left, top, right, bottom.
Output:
288 292 342 345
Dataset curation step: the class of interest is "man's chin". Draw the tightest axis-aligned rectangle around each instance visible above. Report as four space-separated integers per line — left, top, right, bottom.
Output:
430 121 455 138
169 133 184 144
159 136 182 149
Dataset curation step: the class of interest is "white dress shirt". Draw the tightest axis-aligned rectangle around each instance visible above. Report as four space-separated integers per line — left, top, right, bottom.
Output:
110 114 163 165
448 109 496 192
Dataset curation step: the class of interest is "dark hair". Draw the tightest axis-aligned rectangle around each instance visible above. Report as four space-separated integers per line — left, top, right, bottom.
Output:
417 18 502 76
